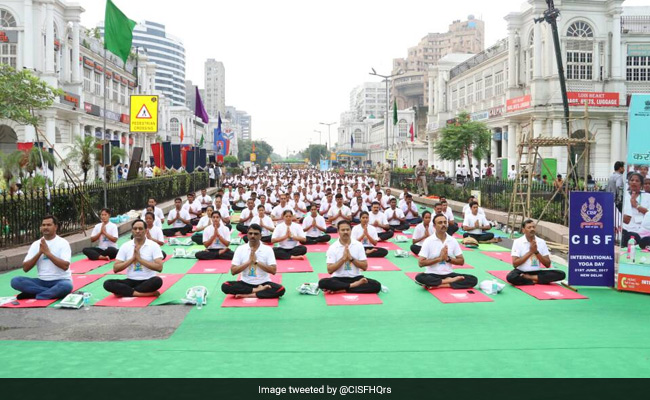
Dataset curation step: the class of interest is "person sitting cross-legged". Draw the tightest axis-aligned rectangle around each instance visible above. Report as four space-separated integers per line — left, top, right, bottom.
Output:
415 213 478 290
369 202 394 241
221 224 286 299
82 208 119 261
103 219 164 298
191 206 214 245
410 211 434 256
163 198 193 237
236 198 256 235
144 212 167 260
302 205 331 245
386 198 410 232
11 215 73 300
351 212 388 258
507 219 566 286
195 212 234 260
243 205 274 244
462 201 495 242
401 194 423 226
271 210 308 260
318 220 382 294
326 193 352 234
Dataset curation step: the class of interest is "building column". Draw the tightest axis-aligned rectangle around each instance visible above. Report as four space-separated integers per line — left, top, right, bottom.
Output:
23 0 34 70
610 119 621 168
501 126 508 159
508 123 518 170
533 23 542 80
72 21 81 84
44 111 56 147
507 25 518 88
593 41 601 82
612 11 623 80
491 131 499 164
45 1 55 74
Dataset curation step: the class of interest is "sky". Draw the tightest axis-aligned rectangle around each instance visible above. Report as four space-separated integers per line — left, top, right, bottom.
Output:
77 0 648 157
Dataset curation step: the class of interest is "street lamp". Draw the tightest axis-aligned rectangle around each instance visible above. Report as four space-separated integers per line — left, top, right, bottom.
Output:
369 68 404 162
313 130 322 147
319 122 337 151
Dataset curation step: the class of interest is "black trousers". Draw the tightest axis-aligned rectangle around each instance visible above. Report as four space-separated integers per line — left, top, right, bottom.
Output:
390 222 410 232
463 232 495 242
507 269 566 286
191 233 204 245
195 248 235 260
190 218 201 226
209 178 216 187
306 235 331 244
447 224 460 236
318 276 382 294
163 225 192 237
326 226 338 234
82 247 118 261
411 245 422 255
273 246 307 260
236 223 250 234
378 231 394 241
232 204 246 212
221 280 285 299
406 218 423 226
364 247 388 258
103 277 163 297
243 235 272 244
622 230 650 249
415 272 478 289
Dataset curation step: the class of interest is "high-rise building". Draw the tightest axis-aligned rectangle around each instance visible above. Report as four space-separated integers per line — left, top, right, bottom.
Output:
349 82 388 122
205 59 225 119
224 106 252 141
237 111 252 141
392 16 485 108
185 79 197 111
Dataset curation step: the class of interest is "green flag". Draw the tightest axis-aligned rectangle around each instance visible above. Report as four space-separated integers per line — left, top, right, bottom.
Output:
104 0 136 64
393 98 398 126
199 133 204 147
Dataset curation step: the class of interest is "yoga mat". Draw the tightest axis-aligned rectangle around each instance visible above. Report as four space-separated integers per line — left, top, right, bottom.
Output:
1 274 104 309
318 274 383 306
483 252 513 265
276 259 313 273
221 275 283 308
105 255 173 275
366 258 401 272
187 260 232 274
376 241 401 251
304 243 330 252
478 244 510 252
70 259 110 274
94 274 184 308
487 270 588 301
405 272 492 304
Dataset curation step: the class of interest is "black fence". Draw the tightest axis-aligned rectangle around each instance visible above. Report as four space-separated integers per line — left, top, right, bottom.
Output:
0 172 209 249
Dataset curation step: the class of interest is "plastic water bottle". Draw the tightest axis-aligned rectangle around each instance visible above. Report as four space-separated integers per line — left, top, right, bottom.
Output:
491 279 498 295
83 293 91 310
196 289 204 310
628 237 637 263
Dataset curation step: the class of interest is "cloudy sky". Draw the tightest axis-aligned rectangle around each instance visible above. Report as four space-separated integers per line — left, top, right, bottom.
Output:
76 0 647 156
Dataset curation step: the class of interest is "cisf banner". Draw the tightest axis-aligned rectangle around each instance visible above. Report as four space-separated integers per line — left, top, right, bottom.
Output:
569 192 615 287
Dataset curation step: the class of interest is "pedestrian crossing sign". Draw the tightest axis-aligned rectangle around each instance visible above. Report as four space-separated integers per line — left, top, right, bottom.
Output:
130 95 159 133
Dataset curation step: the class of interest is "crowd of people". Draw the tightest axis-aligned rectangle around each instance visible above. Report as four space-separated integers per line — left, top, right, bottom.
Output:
9 169 568 303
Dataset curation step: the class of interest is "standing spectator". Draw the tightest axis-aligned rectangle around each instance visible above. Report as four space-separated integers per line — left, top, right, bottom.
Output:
607 161 625 211
208 164 216 187
415 160 428 196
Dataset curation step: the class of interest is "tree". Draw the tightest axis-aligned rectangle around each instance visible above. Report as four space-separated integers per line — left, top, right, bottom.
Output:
93 144 126 182
435 112 491 169
24 146 57 176
300 145 328 166
237 140 274 166
65 135 96 183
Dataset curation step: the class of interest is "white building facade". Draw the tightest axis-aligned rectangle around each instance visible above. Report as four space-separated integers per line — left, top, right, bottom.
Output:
205 59 225 119
427 0 645 180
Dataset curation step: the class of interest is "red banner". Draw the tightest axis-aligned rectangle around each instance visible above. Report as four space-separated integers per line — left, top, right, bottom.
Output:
618 274 650 294
151 143 165 169
567 92 619 107
181 145 192 167
17 142 34 152
506 95 531 113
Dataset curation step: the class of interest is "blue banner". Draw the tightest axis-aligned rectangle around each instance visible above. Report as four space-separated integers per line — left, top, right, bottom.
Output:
162 142 173 170
569 192 616 287
320 160 329 172
171 144 181 170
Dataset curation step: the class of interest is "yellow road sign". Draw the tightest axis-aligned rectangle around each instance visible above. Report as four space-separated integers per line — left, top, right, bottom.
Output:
130 95 159 133
250 153 257 162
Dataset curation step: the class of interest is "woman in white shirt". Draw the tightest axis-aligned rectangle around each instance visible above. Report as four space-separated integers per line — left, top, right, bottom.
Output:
144 212 167 260
622 172 650 248
247 205 275 244
195 212 234 260
191 206 214 245
83 208 119 261
271 210 308 260
411 211 433 256
351 212 388 258
302 206 331 244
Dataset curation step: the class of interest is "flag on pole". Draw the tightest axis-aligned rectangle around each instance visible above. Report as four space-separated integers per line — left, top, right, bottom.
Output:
194 87 210 123
351 133 354 148
104 0 136 64
393 99 398 126
410 123 415 142
199 132 204 147
180 123 184 143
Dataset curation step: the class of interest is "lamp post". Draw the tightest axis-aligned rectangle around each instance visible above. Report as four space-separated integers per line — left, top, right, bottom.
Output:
369 68 404 163
319 122 337 152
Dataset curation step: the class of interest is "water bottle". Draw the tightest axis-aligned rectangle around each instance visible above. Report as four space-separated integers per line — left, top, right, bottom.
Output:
628 237 637 263
196 289 204 310
491 279 498 295
83 292 91 310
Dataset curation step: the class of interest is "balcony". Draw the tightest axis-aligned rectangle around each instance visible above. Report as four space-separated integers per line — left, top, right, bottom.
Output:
393 72 425 97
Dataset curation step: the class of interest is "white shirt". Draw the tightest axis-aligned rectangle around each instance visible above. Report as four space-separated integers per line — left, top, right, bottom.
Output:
116 239 163 281
302 214 327 237
148 226 165 244
401 203 419 219
213 205 231 220
24 236 72 282
351 224 380 248
385 207 406 226
319 200 334 215
350 202 368 218
512 236 550 272
419 234 462 275
197 195 213 208
328 204 351 225
326 240 368 278
233 244 277 286
623 192 650 233
443 208 455 223
463 213 490 235
183 200 202 217
168 208 191 228
141 206 165 223
144 167 153 178
369 211 389 233
239 207 256 227
272 222 305 249
412 222 435 243
196 216 211 231
508 169 517 180
91 222 119 250
251 215 275 236
463 204 486 217
288 200 308 218
271 204 292 220
202 224 232 250
208 168 215 179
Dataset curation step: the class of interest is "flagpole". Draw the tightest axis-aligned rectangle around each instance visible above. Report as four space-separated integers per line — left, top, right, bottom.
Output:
103 47 108 209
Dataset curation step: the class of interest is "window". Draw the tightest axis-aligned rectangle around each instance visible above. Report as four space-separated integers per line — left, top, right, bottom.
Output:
459 86 465 107
84 68 91 92
566 21 594 80
112 80 118 101
627 56 650 81
467 83 474 104
170 118 180 140
475 79 483 101
398 120 408 138
494 72 504 95
527 30 535 81
484 75 493 98
354 129 363 144
567 21 593 38
120 84 126 105
0 9 17 68
451 89 458 110
94 72 102 95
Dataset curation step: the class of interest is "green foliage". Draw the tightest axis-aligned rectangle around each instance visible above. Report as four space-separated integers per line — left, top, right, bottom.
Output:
24 146 57 176
0 65 63 127
223 155 239 166
393 168 415 174
300 145 328 165
435 112 491 168
237 140 274 165
0 150 25 184
65 135 96 183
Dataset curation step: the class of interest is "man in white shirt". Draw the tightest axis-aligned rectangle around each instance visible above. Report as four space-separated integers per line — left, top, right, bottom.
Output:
462 202 494 242
507 219 565 286
197 188 213 212
385 198 410 232
232 186 248 212
327 194 352 233
208 164 216 187
213 195 232 230
221 224 286 299
415 214 478 290
411 211 433 256
272 194 293 223
440 199 459 236
258 194 274 216
289 192 308 222
318 220 382 294
237 199 257 234
462 196 485 217
248 205 275 243
103 219 164 298
351 212 388 258
183 192 203 225
11 215 73 300
82 208 119 261
302 206 331 244
195 212 234 260
401 194 423 225
508 165 518 180
191 206 214 245
163 198 193 237
369 202 394 242
144 163 154 178
350 196 368 224
319 193 334 217
141 198 165 225
271 210 308 260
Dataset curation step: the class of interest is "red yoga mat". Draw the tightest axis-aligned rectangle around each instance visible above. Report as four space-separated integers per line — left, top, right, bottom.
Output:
304 243 330 252
317 274 383 306
70 259 110 274
376 241 401 251
94 274 184 308
483 252 513 265
405 272 492 303
187 260 232 274
366 258 401 272
1 274 105 309
221 275 283 308
276 259 313 273
487 270 588 300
